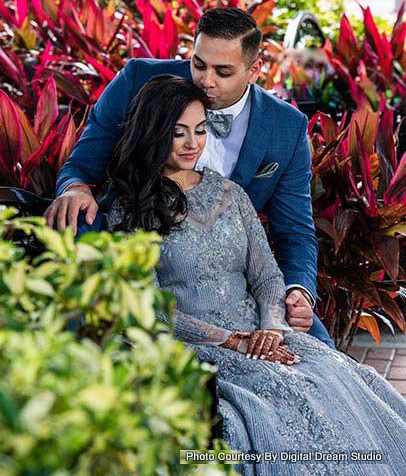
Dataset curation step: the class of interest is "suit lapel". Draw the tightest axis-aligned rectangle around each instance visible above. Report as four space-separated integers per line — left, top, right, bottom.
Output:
230 84 272 188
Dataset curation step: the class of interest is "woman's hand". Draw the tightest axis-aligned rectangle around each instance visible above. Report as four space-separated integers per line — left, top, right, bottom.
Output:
267 345 300 365
221 330 300 365
246 329 283 360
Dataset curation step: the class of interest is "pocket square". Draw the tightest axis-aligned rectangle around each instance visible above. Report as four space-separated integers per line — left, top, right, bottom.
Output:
254 162 279 179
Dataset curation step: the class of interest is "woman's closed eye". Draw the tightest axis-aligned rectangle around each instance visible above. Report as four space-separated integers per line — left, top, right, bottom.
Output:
174 129 206 138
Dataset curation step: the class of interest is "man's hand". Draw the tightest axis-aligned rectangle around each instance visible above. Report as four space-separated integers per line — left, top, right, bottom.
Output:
44 185 98 236
286 289 313 332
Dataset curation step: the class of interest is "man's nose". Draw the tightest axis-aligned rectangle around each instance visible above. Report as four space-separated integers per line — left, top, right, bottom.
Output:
201 69 215 88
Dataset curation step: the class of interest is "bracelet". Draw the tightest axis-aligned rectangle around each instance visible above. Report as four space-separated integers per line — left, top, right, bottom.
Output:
63 183 92 194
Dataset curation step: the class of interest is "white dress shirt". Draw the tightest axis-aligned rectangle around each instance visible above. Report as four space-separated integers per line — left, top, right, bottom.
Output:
195 85 251 178
196 85 315 306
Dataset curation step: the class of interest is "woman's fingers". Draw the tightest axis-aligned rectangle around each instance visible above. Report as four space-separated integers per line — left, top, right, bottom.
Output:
246 331 261 358
246 331 284 359
267 347 300 365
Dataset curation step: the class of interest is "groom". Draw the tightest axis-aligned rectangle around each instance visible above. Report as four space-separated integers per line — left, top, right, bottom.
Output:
46 8 335 349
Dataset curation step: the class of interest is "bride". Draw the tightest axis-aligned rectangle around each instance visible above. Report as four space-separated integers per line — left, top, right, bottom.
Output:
77 75 406 476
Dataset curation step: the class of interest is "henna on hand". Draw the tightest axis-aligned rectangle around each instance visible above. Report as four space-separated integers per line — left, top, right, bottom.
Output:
246 330 283 359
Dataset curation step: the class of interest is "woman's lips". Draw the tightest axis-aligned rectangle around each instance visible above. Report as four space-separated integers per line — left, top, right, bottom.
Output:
178 153 198 160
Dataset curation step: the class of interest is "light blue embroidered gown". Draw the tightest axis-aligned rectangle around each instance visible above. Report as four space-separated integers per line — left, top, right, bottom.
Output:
151 168 406 476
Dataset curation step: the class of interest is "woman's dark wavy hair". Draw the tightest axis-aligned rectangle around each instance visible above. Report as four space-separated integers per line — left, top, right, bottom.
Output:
107 75 209 235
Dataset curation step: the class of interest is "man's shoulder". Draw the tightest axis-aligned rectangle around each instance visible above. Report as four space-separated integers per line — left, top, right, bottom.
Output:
253 85 306 127
123 58 191 79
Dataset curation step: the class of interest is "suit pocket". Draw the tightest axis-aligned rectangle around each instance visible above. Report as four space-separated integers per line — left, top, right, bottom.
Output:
254 162 279 179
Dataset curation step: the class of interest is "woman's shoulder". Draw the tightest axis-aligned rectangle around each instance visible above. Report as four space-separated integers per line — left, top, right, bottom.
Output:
202 167 245 196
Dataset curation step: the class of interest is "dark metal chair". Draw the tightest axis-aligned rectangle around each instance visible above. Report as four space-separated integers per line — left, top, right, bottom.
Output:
0 187 52 257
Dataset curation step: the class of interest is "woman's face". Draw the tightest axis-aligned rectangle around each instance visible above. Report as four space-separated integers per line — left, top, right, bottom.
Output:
165 100 207 173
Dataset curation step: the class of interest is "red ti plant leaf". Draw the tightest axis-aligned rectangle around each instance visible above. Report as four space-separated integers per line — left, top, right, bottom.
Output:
370 232 399 282
84 54 115 82
308 112 321 135
357 314 380 345
355 121 378 216
163 9 178 57
378 290 404 332
31 0 55 28
384 152 406 205
0 90 22 174
85 0 113 45
376 108 396 191
328 57 360 107
337 14 360 68
345 161 362 201
40 68 89 105
14 104 40 163
34 76 59 142
16 0 29 27
0 49 27 93
0 0 17 25
378 32 395 81
361 6 394 79
57 114 77 172
250 0 275 25
333 209 358 254
182 0 203 20
309 112 339 145
16 0 29 28
349 108 379 160
319 113 338 145
357 61 379 111
361 6 384 57
317 195 341 221
390 1 406 61
314 217 337 241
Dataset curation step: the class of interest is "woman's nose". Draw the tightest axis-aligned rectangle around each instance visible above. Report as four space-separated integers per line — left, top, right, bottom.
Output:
185 133 198 149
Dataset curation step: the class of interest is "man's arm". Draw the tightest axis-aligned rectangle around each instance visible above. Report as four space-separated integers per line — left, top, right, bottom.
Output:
265 113 318 299
265 113 318 331
46 60 138 232
56 61 136 195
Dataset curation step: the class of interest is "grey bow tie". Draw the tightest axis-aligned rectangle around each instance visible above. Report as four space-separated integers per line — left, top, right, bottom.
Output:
206 111 233 139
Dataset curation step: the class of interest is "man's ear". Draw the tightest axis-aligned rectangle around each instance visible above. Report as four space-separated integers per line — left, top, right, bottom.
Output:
248 58 263 84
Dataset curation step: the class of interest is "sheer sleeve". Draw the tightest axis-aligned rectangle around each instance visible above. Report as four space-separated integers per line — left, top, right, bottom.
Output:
236 185 293 333
152 269 232 345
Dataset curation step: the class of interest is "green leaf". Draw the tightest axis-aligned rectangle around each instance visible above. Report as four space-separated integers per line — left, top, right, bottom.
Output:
139 287 156 329
76 243 103 261
119 280 141 320
78 385 118 413
3 262 26 295
34 228 67 258
80 273 101 307
20 391 55 430
26 278 55 297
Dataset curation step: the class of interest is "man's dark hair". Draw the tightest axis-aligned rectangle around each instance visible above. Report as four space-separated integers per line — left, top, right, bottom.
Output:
195 8 262 64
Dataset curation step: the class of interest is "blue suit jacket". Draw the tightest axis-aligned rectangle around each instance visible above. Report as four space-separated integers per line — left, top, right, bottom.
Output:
56 58 318 301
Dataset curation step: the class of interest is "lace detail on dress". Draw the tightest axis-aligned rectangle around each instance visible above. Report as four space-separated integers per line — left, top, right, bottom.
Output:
185 172 234 229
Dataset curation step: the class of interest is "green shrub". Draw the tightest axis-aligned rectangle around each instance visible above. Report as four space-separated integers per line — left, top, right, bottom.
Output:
0 207 237 476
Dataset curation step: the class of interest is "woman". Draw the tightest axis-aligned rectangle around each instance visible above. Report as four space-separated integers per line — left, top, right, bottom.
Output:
79 75 406 476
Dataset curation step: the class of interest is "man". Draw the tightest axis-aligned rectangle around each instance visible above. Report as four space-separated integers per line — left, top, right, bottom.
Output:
45 8 335 348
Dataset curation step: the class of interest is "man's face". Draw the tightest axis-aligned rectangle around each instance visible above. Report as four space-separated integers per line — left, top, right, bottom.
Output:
191 33 261 110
